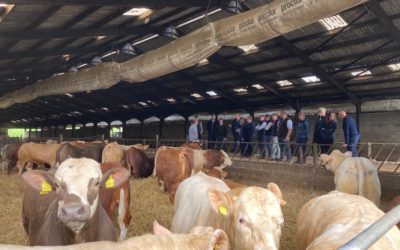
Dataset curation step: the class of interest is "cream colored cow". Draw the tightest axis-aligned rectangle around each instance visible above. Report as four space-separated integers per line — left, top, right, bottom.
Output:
0 221 229 250
171 172 285 250
297 191 400 250
320 150 381 205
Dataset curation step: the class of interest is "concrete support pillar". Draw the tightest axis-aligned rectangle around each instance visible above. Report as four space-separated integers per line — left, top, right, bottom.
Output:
93 124 97 137
71 124 75 138
28 128 31 139
122 122 127 139
107 123 111 139
355 99 361 132
139 121 144 138
40 127 43 138
54 126 58 138
184 116 189 139
159 117 165 139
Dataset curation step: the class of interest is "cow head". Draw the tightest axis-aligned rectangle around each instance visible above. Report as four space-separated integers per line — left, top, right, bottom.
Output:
22 158 129 234
320 150 352 173
208 184 285 250
153 221 230 250
219 150 232 169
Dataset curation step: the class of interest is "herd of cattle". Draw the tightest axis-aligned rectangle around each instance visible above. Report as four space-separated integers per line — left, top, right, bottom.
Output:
0 140 399 249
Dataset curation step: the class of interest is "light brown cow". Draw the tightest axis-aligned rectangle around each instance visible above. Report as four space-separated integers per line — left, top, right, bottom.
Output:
386 196 400 228
297 191 400 250
171 172 285 250
180 142 203 149
17 142 61 174
320 150 381 205
0 222 230 250
203 167 246 189
153 146 232 202
102 142 149 164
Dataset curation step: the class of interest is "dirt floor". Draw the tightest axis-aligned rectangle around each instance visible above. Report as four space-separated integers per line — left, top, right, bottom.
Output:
0 172 344 249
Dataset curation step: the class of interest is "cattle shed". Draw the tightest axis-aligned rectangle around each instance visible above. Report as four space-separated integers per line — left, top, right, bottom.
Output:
0 0 400 249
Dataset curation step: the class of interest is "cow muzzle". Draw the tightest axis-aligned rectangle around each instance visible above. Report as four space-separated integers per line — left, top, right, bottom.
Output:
58 197 90 232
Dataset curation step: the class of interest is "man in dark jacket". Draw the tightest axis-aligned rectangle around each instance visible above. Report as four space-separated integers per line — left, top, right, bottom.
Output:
313 107 326 150
339 111 360 157
255 115 267 159
277 111 293 162
206 115 217 149
264 115 273 160
241 116 255 156
215 118 228 151
230 113 241 153
295 112 309 164
319 112 337 154
194 115 203 140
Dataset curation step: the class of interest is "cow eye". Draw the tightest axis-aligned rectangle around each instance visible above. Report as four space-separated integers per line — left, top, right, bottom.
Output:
94 180 100 186
54 183 59 189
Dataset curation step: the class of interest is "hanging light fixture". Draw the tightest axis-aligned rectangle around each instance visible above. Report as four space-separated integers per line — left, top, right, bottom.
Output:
163 26 179 39
68 66 78 73
121 43 136 55
226 0 243 13
90 56 102 65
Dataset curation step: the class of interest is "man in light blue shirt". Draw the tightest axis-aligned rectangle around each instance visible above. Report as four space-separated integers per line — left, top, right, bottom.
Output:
188 120 199 143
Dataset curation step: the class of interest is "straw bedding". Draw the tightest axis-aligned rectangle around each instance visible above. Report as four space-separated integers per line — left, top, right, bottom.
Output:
0 172 330 249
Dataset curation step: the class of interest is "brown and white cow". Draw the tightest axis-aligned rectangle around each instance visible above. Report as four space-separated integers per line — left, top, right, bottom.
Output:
171 172 285 250
102 142 150 165
17 142 60 174
153 146 232 202
100 162 131 240
320 149 381 205
0 221 229 250
22 158 129 246
297 191 400 250
125 147 154 178
180 142 203 149
203 167 246 189
56 142 105 166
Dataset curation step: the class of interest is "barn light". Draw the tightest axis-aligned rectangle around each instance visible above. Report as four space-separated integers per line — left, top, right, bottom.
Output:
62 54 70 61
133 34 159 45
68 66 78 72
102 107 109 111
351 70 372 76
233 88 248 93
138 101 148 106
302 76 320 83
238 44 258 53
163 26 179 39
0 4 8 7
101 51 118 58
206 90 218 96
123 8 150 16
191 93 203 98
276 80 293 87
198 58 209 66
252 84 264 90
54 72 65 76
176 8 222 28
121 43 136 55
226 0 243 13
388 63 400 71
166 98 176 103
319 15 348 31
95 36 106 41
121 104 130 109
65 93 74 98
88 109 96 113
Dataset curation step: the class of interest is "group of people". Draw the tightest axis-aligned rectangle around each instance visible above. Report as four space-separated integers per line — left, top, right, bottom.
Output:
188 107 360 163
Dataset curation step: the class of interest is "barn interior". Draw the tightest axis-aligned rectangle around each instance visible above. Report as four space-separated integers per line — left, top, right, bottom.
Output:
0 0 399 249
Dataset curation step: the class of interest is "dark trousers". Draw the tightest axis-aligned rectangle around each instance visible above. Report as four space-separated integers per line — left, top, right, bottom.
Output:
208 136 216 149
232 136 240 153
278 138 292 160
266 136 273 158
258 136 266 158
216 137 226 151
241 140 253 156
296 138 307 162
348 135 360 157
320 139 333 154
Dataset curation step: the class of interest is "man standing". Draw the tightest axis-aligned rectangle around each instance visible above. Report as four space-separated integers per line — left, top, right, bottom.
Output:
338 111 360 156
194 115 203 140
313 107 326 151
206 115 217 149
215 118 228 151
320 112 337 154
255 115 267 159
230 113 241 153
241 116 255 156
264 114 273 160
277 111 293 162
188 120 199 143
295 112 309 164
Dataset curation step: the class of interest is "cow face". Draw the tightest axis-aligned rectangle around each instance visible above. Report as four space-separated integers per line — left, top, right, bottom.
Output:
22 158 129 233
219 150 232 169
320 150 352 173
208 185 285 250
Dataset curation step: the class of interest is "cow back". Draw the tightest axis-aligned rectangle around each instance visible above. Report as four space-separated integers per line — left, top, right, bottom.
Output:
19 143 60 168
203 150 224 170
125 147 154 178
56 143 104 165
102 143 125 164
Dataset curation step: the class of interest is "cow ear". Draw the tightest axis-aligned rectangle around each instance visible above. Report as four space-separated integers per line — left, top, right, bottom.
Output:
101 167 130 189
153 221 171 236
143 145 149 151
208 188 232 216
267 182 286 206
344 151 352 157
22 170 55 194
320 154 331 163
208 229 230 250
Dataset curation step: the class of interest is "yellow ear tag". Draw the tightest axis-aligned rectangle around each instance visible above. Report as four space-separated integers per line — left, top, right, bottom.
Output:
219 205 227 216
40 180 52 195
214 244 219 250
105 175 115 189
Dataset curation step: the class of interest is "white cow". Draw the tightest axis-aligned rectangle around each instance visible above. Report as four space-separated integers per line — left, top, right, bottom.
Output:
297 191 400 250
171 172 285 250
320 150 381 205
0 221 229 250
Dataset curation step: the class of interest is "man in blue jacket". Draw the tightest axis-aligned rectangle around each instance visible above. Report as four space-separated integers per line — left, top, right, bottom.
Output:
230 113 241 153
241 116 255 156
338 111 360 157
295 112 309 164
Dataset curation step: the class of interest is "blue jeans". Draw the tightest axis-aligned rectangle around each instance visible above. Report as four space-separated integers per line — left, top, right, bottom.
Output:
348 135 360 157
266 136 273 158
278 138 291 161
